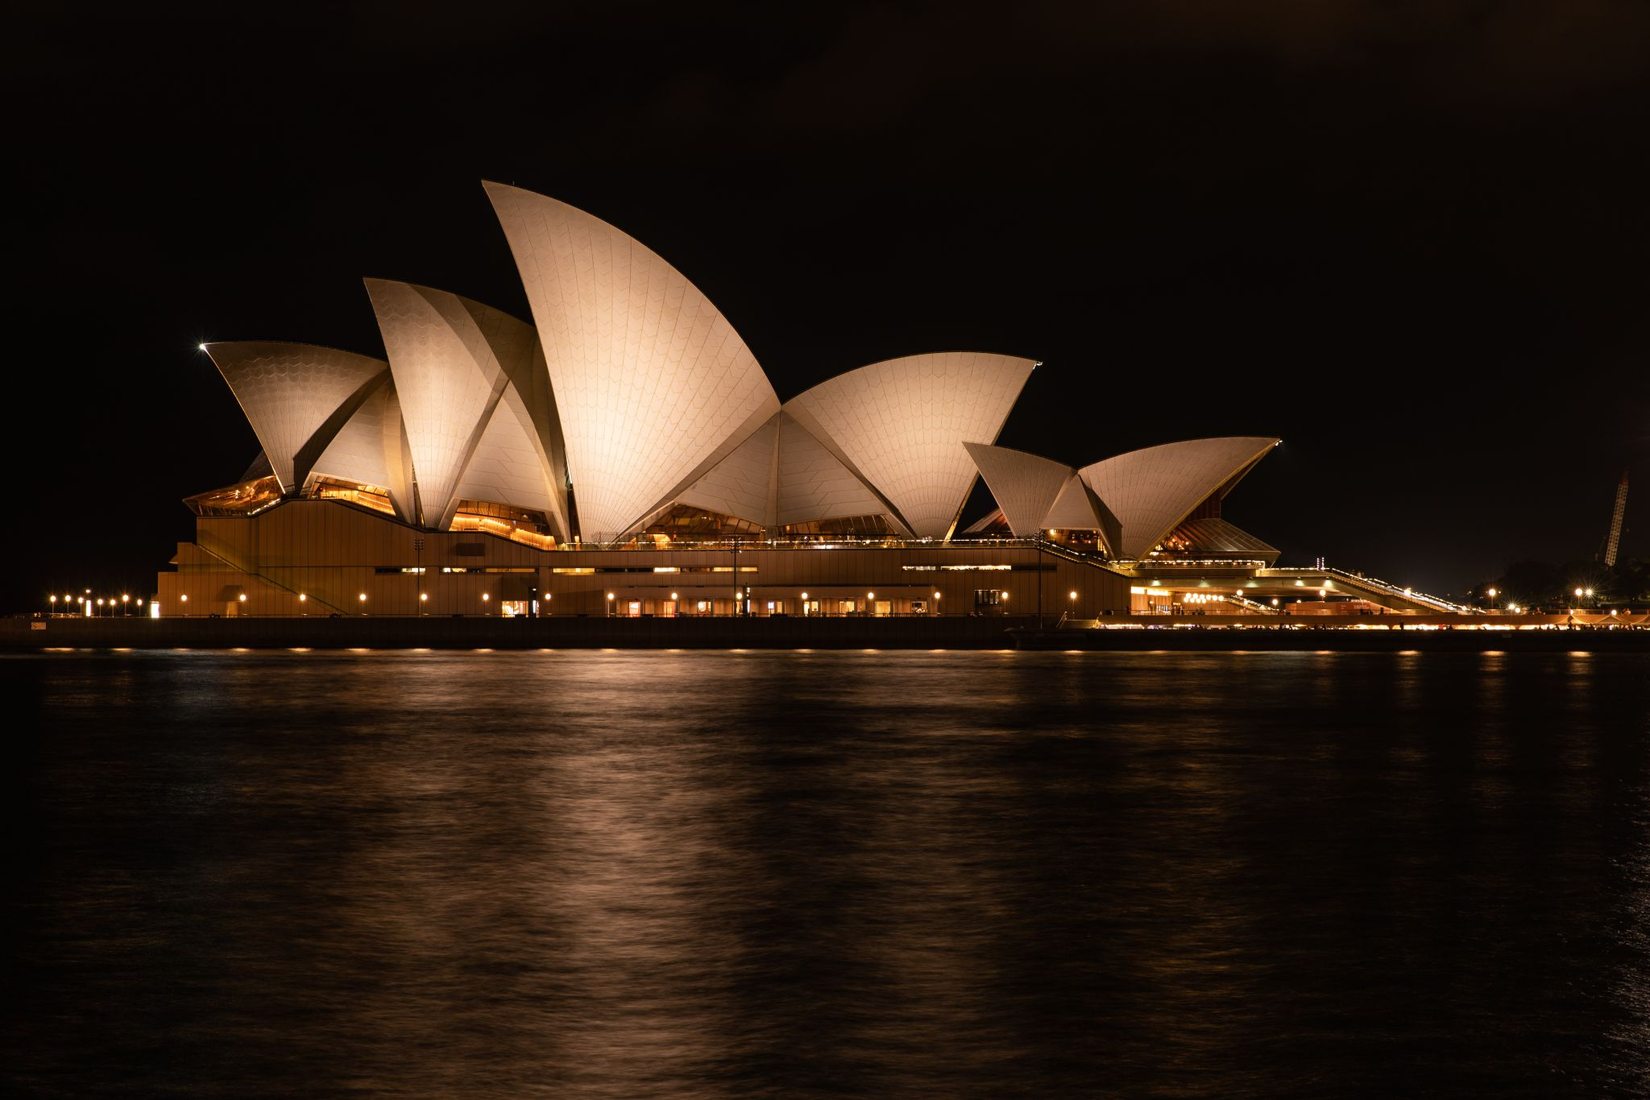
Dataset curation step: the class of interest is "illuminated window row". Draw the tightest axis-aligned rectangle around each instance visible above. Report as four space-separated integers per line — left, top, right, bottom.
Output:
551 565 759 575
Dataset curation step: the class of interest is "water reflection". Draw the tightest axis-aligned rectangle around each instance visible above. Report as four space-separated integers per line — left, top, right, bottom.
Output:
4 650 1650 1096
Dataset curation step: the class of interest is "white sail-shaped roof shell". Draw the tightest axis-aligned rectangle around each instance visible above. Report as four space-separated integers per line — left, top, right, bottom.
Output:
963 441 1119 553
367 279 564 531
205 342 387 494
774 413 889 527
306 373 415 520
1079 436 1279 558
784 353 1035 539
449 389 565 532
485 182 780 542
675 415 779 526
962 443 1074 538
674 411 893 529
1046 474 1120 554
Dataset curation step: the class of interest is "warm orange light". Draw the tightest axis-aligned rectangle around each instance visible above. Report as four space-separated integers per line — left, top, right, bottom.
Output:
1001 591 1009 601
238 593 247 602
933 591 941 600
800 591 809 600
481 592 490 601
1068 590 1077 600
358 593 367 602
867 591 875 600
670 591 679 600
298 594 307 602
606 592 615 601
180 594 188 602
419 592 428 602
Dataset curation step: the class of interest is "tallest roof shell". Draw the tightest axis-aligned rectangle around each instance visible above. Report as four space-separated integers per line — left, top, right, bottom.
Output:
484 182 779 542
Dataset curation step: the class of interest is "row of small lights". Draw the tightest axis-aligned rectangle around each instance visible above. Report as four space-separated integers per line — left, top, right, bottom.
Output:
49 592 150 614
597 589 1034 604
137 588 1105 610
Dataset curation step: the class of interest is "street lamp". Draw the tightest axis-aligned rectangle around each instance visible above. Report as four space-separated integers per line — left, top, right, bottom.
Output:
49 594 56 616
1487 586 1497 610
122 594 131 616
606 591 616 617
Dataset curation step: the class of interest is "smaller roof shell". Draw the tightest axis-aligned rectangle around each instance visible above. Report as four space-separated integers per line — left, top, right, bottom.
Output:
204 342 388 494
785 352 1036 539
1079 436 1279 558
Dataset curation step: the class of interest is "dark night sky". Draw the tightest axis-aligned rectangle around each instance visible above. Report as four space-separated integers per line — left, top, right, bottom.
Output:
7 2 1650 609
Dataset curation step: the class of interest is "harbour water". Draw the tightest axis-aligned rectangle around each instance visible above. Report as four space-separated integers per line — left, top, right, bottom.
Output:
5 649 1650 1097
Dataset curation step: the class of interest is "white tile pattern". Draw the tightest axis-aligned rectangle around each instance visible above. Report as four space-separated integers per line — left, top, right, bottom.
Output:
485 182 780 542
206 342 387 493
785 353 1035 538
367 279 553 529
450 388 562 531
676 414 779 525
961 442 1075 537
774 413 890 527
308 374 415 519
1079 437 1279 557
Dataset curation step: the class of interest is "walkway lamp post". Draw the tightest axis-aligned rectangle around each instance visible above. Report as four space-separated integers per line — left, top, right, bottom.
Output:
1487 586 1497 611
49 594 56 616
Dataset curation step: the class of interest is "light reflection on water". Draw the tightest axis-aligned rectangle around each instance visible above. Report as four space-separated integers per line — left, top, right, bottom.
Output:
4 649 1650 1097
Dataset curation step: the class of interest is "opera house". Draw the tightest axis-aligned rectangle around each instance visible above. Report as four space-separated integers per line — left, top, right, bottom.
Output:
155 184 1455 621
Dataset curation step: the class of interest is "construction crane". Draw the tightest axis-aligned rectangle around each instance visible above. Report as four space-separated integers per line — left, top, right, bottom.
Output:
1602 469 1629 568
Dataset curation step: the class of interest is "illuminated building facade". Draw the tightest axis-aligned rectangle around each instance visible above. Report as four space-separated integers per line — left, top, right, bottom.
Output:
156 185 1453 620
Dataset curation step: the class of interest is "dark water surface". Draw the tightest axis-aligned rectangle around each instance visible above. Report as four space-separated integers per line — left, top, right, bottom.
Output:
5 649 1650 1097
